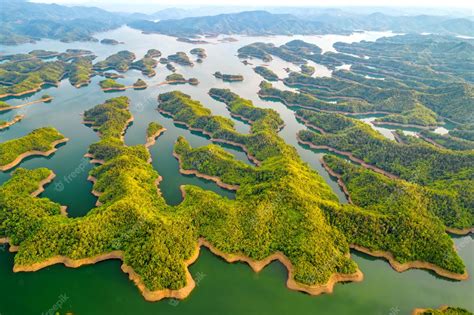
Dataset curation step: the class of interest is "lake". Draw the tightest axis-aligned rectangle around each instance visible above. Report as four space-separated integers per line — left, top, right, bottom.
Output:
0 26 472 315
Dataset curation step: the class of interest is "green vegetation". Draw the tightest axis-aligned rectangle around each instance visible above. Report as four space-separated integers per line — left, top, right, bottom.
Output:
100 38 121 45
251 35 473 125
375 103 439 127
93 51 136 72
68 56 94 87
419 130 474 151
0 59 66 97
130 57 158 77
133 79 147 89
0 127 66 168
253 66 279 81
450 124 474 142
214 72 244 82
297 110 474 230
144 49 161 59
190 48 206 59
167 52 193 66
323 154 465 273
0 91 467 297
301 64 315 76
99 79 125 90
146 122 164 138
166 73 186 83
417 306 473 315
1 0 125 45
166 63 176 72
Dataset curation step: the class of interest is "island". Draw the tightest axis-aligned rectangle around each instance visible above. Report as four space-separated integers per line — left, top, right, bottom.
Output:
144 49 162 59
300 64 315 76
130 57 158 77
167 52 194 66
99 79 126 91
0 57 66 98
253 66 279 81
133 79 147 90
213 72 244 82
145 122 166 148
100 38 122 45
249 35 473 126
166 63 176 72
296 109 473 233
68 56 95 87
93 51 136 72
0 91 470 304
0 115 24 130
190 48 207 59
0 95 54 112
0 127 68 171
165 73 199 85
177 38 209 44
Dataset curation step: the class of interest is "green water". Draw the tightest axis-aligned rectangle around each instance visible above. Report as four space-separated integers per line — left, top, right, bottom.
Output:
0 27 472 315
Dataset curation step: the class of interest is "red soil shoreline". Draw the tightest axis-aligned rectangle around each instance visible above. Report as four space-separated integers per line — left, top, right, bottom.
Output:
0 96 53 112
320 158 353 204
296 135 399 179
173 151 239 191
0 137 69 171
157 107 261 166
350 244 468 281
0 115 24 130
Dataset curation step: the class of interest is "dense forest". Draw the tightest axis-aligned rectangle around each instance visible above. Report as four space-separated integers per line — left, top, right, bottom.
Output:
246 34 473 125
296 110 474 230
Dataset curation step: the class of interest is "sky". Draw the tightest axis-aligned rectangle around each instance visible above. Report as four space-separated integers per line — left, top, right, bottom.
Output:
32 0 473 8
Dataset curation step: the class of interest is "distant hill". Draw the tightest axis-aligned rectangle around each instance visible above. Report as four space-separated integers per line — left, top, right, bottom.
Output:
129 10 474 38
128 11 348 37
0 0 126 44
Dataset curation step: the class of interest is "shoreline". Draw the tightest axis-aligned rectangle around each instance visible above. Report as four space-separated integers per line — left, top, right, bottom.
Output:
446 227 474 236
209 91 285 132
350 244 468 281
10 236 364 301
297 135 399 180
0 115 24 130
173 151 240 191
0 137 69 171
372 120 438 130
295 113 327 134
391 130 405 144
320 158 353 204
144 128 167 148
0 96 53 112
157 107 261 166
258 92 393 116
101 80 194 92
416 133 446 149
411 305 449 315
198 238 364 295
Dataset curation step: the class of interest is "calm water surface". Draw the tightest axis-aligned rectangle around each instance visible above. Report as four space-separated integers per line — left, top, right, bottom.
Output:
0 27 472 315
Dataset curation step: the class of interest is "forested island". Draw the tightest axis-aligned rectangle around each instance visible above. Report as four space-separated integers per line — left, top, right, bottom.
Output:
247 34 473 129
214 72 244 82
0 127 68 171
253 66 279 81
167 52 194 66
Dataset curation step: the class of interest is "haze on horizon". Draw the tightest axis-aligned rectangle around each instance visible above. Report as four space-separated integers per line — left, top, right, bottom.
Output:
30 0 473 9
